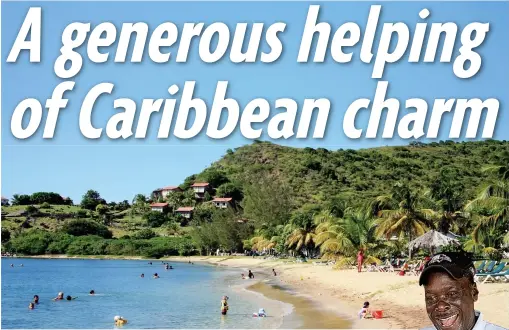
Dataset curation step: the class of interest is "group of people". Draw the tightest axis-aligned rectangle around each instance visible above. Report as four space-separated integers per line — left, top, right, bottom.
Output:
28 290 94 310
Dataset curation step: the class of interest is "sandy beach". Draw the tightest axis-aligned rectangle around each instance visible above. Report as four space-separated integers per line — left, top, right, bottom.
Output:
10 254 509 329
168 256 509 329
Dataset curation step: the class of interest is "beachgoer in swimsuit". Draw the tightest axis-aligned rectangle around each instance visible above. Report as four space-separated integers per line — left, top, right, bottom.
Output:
221 296 229 315
33 295 39 304
89 290 95 295
141 273 144 278
29 302 35 310
357 250 364 273
248 270 254 279
272 269 277 276
358 302 370 319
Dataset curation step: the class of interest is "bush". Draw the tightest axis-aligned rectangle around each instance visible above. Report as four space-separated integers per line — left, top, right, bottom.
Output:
40 202 52 209
1 228 11 244
144 211 168 228
46 233 74 254
62 219 113 238
66 236 108 255
7 229 53 255
132 229 156 240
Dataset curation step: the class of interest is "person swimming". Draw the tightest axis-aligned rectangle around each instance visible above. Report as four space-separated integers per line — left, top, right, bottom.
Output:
33 295 39 304
29 302 35 310
114 316 128 326
220 296 229 315
66 295 75 301
153 273 159 279
141 273 145 278
89 290 95 295
54 292 64 300
241 273 246 279
165 264 169 270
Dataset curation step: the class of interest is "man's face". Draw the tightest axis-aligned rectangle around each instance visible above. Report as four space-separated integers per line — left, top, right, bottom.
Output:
424 272 478 330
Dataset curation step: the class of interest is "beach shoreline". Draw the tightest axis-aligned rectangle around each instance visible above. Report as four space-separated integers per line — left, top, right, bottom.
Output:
7 254 509 329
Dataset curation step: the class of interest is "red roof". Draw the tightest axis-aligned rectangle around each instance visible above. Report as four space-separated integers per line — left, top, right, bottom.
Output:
153 188 163 192
212 197 232 202
162 186 181 191
151 203 168 207
191 182 210 187
176 207 194 212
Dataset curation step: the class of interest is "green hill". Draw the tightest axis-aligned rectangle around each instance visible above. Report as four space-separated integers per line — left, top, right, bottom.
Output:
195 140 508 211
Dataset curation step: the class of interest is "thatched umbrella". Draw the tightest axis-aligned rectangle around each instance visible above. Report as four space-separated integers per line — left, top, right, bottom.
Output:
408 230 460 256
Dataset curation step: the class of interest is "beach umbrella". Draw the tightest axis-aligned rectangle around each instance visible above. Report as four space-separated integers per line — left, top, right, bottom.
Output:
407 230 460 256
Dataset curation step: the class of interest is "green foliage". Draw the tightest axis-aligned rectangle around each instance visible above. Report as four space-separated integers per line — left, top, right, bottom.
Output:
66 236 108 255
196 168 229 188
26 205 39 216
7 229 54 255
216 182 243 201
1 228 11 244
132 229 156 240
11 192 69 206
40 202 52 209
144 211 168 228
81 190 106 210
62 219 113 238
95 204 109 215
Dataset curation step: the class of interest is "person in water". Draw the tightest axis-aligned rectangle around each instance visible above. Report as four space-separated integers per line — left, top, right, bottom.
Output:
248 270 254 279
220 296 229 315
358 302 370 319
114 316 128 326
253 308 267 317
241 273 246 279
33 295 39 304
272 269 277 276
89 290 95 295
66 295 76 301
141 273 145 278
153 273 159 279
169 265 173 269
54 292 64 300
29 302 35 310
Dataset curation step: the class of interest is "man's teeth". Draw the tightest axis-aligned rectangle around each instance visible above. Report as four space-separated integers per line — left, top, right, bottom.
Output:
439 314 457 327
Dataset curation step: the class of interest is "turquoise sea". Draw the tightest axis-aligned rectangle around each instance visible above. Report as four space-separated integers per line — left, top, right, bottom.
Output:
1 258 288 329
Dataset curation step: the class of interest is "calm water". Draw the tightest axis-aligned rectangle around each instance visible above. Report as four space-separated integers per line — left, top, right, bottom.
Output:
1 258 288 329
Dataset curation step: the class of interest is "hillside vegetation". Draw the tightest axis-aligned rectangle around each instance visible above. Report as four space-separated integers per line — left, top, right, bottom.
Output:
2 140 508 262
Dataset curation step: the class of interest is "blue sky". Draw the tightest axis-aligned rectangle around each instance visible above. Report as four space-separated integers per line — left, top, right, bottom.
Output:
2 1 508 202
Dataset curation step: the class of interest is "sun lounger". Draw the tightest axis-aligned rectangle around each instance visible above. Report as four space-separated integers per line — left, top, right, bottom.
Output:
479 268 509 283
478 260 496 273
476 260 487 273
475 262 507 282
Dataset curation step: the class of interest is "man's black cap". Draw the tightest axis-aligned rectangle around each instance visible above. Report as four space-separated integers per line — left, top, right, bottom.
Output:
419 251 476 286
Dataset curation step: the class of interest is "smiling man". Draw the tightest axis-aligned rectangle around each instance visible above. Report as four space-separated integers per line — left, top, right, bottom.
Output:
419 252 506 330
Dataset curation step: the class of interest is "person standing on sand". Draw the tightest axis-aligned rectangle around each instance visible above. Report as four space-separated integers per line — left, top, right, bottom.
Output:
419 252 506 330
357 250 364 272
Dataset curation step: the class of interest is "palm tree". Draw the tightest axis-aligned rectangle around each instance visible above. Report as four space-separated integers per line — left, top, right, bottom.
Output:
285 212 316 257
465 153 509 251
374 182 435 241
314 208 381 266
427 168 469 235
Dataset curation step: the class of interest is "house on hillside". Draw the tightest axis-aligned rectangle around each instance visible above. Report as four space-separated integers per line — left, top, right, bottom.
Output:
176 206 194 219
152 186 182 200
212 197 233 209
150 202 169 213
1 196 9 206
191 183 211 200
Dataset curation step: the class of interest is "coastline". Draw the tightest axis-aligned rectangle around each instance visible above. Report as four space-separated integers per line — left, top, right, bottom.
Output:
8 255 509 329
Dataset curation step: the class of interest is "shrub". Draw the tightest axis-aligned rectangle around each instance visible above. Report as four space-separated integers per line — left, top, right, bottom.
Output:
62 219 113 238
132 229 156 240
40 202 52 209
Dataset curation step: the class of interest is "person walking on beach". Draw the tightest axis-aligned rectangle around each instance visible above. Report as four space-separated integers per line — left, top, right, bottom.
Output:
357 250 364 272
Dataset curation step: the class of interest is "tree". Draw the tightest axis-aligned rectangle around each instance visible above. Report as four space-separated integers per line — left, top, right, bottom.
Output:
11 194 31 205
374 182 435 241
285 211 316 257
144 211 168 228
81 190 106 210
1 228 11 244
242 174 292 228
216 182 244 201
428 167 467 235
197 168 229 188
